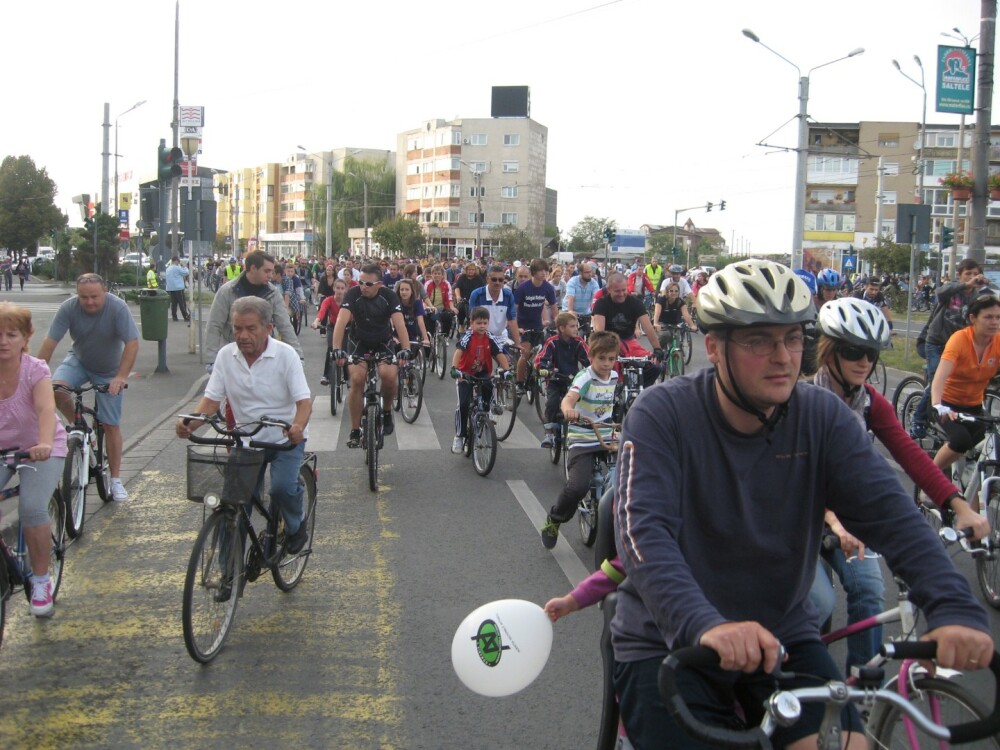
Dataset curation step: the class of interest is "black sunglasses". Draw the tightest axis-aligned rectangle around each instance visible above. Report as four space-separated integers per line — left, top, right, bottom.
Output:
358 280 380 288
489 277 506 282
836 343 878 362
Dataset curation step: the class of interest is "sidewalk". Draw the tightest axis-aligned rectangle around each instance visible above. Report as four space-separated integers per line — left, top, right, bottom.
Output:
0 281 211 532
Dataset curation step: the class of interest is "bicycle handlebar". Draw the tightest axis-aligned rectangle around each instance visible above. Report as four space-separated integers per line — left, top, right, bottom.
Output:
178 413 296 451
955 412 1000 425
658 643 1000 748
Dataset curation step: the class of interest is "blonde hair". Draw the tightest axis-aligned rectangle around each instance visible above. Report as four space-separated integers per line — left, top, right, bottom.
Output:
0 302 34 352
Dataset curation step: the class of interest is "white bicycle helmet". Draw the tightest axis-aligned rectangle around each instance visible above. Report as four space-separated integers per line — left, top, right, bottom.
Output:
697 260 816 332
816 297 891 350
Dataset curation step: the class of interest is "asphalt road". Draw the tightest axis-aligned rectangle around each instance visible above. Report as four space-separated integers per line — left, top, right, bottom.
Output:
0 294 998 749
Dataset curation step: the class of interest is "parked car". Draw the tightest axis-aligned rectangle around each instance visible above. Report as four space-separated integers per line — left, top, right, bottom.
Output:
121 252 148 266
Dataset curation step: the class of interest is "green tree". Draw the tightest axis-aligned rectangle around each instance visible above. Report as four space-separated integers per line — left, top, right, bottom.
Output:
372 216 425 256
490 224 536 262
0 155 66 257
568 216 615 254
310 157 396 255
76 213 121 278
860 238 926 276
648 233 679 261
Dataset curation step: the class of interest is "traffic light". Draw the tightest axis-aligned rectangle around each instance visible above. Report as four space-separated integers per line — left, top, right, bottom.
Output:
603 226 616 244
158 143 183 181
941 225 955 250
84 215 95 232
706 202 713 212
720 200 726 211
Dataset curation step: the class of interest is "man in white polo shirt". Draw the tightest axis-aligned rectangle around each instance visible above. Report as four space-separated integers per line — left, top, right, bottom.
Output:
175 296 313 554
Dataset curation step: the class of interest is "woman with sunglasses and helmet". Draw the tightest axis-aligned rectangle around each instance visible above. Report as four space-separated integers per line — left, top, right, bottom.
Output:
811 297 989 673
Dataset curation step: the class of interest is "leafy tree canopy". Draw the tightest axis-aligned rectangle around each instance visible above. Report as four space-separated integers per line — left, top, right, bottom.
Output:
568 216 615 254
490 224 536 262
0 155 66 255
371 216 424 256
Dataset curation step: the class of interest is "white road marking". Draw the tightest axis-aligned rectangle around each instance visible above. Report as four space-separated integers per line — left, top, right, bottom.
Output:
507 479 589 588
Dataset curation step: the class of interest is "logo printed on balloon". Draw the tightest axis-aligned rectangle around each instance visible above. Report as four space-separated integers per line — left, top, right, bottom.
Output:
472 618 512 666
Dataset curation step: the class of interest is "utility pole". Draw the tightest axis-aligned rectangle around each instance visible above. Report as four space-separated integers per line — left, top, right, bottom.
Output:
101 103 111 215
969 0 995 262
362 180 369 257
169 0 180 268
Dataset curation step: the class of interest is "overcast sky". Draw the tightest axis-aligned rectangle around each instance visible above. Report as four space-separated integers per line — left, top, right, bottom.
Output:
2 0 989 254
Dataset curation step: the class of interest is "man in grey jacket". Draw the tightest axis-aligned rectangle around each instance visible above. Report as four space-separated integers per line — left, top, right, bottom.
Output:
204 250 303 369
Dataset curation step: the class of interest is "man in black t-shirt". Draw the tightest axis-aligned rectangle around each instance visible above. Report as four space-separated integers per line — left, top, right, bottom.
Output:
592 272 662 387
453 262 486 333
332 264 411 447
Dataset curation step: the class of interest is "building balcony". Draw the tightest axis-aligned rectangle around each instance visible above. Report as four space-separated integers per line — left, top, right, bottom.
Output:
806 200 856 213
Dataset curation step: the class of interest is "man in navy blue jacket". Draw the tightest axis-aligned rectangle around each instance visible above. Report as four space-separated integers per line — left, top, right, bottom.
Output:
611 259 993 750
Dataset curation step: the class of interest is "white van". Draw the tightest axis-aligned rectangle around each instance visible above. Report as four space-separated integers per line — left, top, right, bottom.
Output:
37 246 55 260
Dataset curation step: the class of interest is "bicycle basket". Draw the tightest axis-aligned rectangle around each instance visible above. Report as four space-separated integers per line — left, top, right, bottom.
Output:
186 445 265 504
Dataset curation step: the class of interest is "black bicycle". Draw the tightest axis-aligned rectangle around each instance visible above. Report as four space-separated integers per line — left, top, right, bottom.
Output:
456 372 504 477
349 351 397 492
614 356 652 423
394 355 424 424
53 383 120 538
179 413 318 664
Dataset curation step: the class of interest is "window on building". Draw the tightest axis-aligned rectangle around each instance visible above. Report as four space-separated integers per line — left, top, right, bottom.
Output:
407 187 421 200
883 162 899 176
503 134 520 146
469 186 484 197
805 214 856 232
452 131 462 145
881 191 897 205
501 213 518 225
502 161 519 173
451 184 461 198
469 212 484 225
931 132 956 148
878 133 899 147
469 161 487 172
407 163 420 176
470 134 488 145
501 185 519 198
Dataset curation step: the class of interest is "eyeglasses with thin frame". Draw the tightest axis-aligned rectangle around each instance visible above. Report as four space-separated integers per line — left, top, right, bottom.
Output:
358 280 380 288
728 331 806 357
836 343 878 362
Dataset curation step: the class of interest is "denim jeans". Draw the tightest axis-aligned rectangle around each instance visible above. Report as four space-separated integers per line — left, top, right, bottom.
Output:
261 442 306 535
913 342 944 431
824 546 885 672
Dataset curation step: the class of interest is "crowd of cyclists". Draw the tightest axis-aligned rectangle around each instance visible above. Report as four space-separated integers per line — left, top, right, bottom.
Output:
4 248 1000 747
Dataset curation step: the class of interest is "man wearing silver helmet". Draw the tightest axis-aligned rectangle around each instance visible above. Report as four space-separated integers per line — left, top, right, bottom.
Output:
611 259 992 749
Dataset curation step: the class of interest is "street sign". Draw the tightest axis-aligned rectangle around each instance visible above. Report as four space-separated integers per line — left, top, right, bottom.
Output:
118 209 129 224
180 177 202 188
841 255 856 274
179 106 204 127
120 228 130 240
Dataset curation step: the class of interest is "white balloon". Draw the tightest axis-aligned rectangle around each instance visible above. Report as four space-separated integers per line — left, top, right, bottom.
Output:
451 599 553 697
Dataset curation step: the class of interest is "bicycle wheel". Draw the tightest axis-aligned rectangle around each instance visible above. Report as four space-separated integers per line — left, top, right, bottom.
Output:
493 378 518 441
868 676 999 750
414 345 427 385
61 434 87 539
533 376 546 422
892 375 926 421
400 366 423 424
366 403 380 492
682 327 693 365
94 425 112 502
867 359 888 396
272 465 317 591
47 490 66 600
975 478 1000 608
436 335 448 380
549 420 562 465
182 512 243 663
329 359 340 417
901 392 923 435
472 414 497 476
291 310 302 335
0 558 7 649
670 348 685 378
578 485 598 547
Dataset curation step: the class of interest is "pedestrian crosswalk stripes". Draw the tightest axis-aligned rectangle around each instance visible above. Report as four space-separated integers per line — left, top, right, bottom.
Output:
309 395 543 452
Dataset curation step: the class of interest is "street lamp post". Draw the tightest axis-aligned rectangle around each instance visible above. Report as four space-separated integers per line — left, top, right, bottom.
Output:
347 172 370 257
297 146 362 258
113 100 146 244
742 30 864 270
459 160 483 256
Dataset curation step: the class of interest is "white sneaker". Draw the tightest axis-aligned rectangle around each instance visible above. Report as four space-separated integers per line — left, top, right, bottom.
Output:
110 479 129 502
30 578 54 617
452 437 464 454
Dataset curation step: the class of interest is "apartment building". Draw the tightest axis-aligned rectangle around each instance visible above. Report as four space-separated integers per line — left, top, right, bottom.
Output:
214 164 280 256
802 120 999 275
397 116 554 259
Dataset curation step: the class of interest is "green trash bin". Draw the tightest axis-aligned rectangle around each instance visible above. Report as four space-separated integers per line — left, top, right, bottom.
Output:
138 288 170 341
